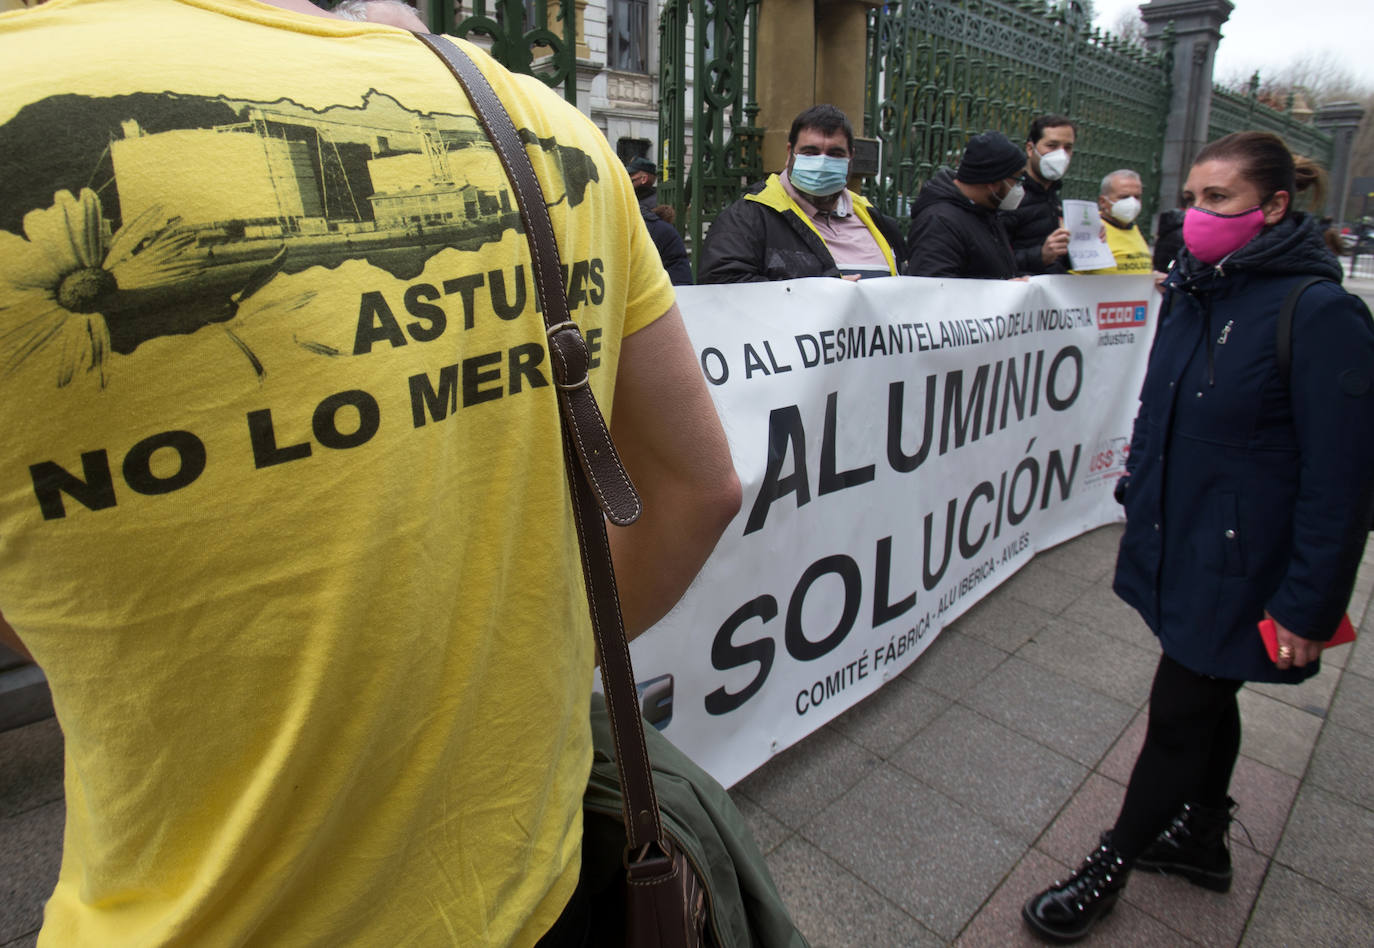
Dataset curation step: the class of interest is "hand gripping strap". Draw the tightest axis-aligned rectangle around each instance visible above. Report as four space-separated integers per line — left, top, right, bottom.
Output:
414 33 663 852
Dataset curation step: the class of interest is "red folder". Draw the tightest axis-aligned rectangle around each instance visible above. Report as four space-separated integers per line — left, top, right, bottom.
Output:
1259 614 1357 664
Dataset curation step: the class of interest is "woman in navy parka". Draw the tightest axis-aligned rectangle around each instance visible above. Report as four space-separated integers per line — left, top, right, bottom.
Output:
1024 132 1374 943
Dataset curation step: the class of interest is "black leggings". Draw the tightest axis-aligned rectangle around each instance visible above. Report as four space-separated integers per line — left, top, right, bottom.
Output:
1110 653 1244 862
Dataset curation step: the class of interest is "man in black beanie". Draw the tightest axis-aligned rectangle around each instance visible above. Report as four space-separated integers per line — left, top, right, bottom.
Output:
627 156 659 210
905 131 1025 279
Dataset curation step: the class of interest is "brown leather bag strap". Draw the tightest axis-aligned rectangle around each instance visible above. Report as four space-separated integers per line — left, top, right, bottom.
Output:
414 32 666 855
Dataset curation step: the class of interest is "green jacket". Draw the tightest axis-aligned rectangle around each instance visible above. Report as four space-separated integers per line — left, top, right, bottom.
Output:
582 693 809 948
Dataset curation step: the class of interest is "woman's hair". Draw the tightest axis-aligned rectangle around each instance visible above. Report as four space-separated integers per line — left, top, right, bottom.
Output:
1193 131 1327 217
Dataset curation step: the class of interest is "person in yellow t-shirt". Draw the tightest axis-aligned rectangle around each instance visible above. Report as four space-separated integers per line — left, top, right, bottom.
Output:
0 1 740 945
1073 169 1155 276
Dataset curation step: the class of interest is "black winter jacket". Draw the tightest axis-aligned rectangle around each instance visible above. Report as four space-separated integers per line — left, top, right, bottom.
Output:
697 175 904 283
642 207 693 285
1114 213 1374 683
1000 175 1066 274
904 169 1016 279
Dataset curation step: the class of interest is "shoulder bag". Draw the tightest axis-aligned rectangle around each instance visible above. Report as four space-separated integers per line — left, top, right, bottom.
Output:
414 33 806 948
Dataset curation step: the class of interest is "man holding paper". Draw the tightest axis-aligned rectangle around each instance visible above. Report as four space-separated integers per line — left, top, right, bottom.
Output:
1071 170 1154 276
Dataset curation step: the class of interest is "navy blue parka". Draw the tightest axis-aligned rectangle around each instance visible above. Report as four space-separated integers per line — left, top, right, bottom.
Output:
1114 213 1374 683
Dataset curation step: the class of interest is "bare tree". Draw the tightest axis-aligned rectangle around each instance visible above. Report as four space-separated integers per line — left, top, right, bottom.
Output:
1215 57 1374 222
1107 7 1147 48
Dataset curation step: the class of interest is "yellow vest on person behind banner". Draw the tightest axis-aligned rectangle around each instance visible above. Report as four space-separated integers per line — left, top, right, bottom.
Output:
1074 219 1153 275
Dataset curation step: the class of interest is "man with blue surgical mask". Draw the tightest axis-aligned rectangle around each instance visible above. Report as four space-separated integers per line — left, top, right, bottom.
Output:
1002 114 1076 275
1072 169 1155 276
698 104 904 282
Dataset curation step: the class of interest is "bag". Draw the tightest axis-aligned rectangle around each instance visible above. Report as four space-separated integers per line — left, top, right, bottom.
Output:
413 33 803 948
583 694 810 948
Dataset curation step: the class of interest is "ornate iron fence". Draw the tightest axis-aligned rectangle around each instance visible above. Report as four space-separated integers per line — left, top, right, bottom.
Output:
427 0 580 105
657 0 764 259
1209 76 1334 168
864 0 1172 226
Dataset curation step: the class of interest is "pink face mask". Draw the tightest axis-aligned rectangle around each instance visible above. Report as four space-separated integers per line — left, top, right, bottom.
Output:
1182 205 1266 264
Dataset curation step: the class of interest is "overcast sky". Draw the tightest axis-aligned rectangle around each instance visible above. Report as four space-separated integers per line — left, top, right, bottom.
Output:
1093 0 1374 88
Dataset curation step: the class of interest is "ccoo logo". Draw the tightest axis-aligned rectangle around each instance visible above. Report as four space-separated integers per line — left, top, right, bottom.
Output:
1097 300 1148 329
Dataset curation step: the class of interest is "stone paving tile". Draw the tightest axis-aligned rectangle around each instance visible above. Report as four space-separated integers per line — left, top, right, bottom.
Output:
1326 669 1374 739
762 835 941 948
1273 784 1374 910
1015 615 1160 706
0 718 63 820
993 560 1094 615
1126 840 1267 947
0 800 61 945
729 791 791 856
734 726 881 831
825 675 948 760
1085 741 1297 862
1097 708 1147 785
898 629 1007 701
1020 852 1198 948
943 593 1054 656
1227 755 1301 858
802 765 1024 941
963 657 1137 767
1241 863 1374 947
1235 689 1324 778
890 704 1087 843
957 845 1196 948
954 848 1071 948
1036 772 1124 867
1313 634 1352 671
1304 721 1374 810
1247 665 1341 717
1060 582 1157 649
1347 636 1374 680
1028 525 1123 583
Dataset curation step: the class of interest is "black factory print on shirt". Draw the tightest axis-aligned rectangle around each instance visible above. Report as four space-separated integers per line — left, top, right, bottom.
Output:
0 90 599 388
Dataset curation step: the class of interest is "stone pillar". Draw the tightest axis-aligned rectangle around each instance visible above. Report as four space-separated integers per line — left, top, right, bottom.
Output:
1139 0 1234 210
756 0 818 173
1314 101 1366 224
815 0 880 138
756 0 877 172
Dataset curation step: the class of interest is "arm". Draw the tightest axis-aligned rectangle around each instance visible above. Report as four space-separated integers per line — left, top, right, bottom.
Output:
1039 225 1071 268
608 304 742 638
653 222 694 286
1013 242 1043 275
0 608 32 663
905 215 967 278
874 212 908 272
697 204 769 284
1267 287 1374 646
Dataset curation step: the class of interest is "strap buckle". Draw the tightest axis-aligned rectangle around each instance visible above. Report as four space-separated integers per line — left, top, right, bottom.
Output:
547 320 591 391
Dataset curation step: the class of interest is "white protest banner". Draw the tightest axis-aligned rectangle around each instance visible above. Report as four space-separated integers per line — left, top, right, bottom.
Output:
1064 199 1115 271
628 275 1157 788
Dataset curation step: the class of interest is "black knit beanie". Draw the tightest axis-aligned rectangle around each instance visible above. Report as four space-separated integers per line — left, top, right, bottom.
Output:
955 132 1026 184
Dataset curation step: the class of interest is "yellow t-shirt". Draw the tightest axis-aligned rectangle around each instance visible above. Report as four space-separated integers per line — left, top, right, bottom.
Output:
1076 220 1153 275
0 1 674 944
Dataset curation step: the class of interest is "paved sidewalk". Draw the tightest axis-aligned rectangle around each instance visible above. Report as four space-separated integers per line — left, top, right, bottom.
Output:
5 279 1374 946
732 524 1374 947
4 524 1373 946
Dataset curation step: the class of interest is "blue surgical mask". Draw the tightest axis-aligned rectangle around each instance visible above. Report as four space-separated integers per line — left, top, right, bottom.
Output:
790 153 850 197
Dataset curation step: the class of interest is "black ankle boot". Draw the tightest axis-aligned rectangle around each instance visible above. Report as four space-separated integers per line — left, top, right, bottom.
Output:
1022 834 1130 943
1135 798 1235 892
